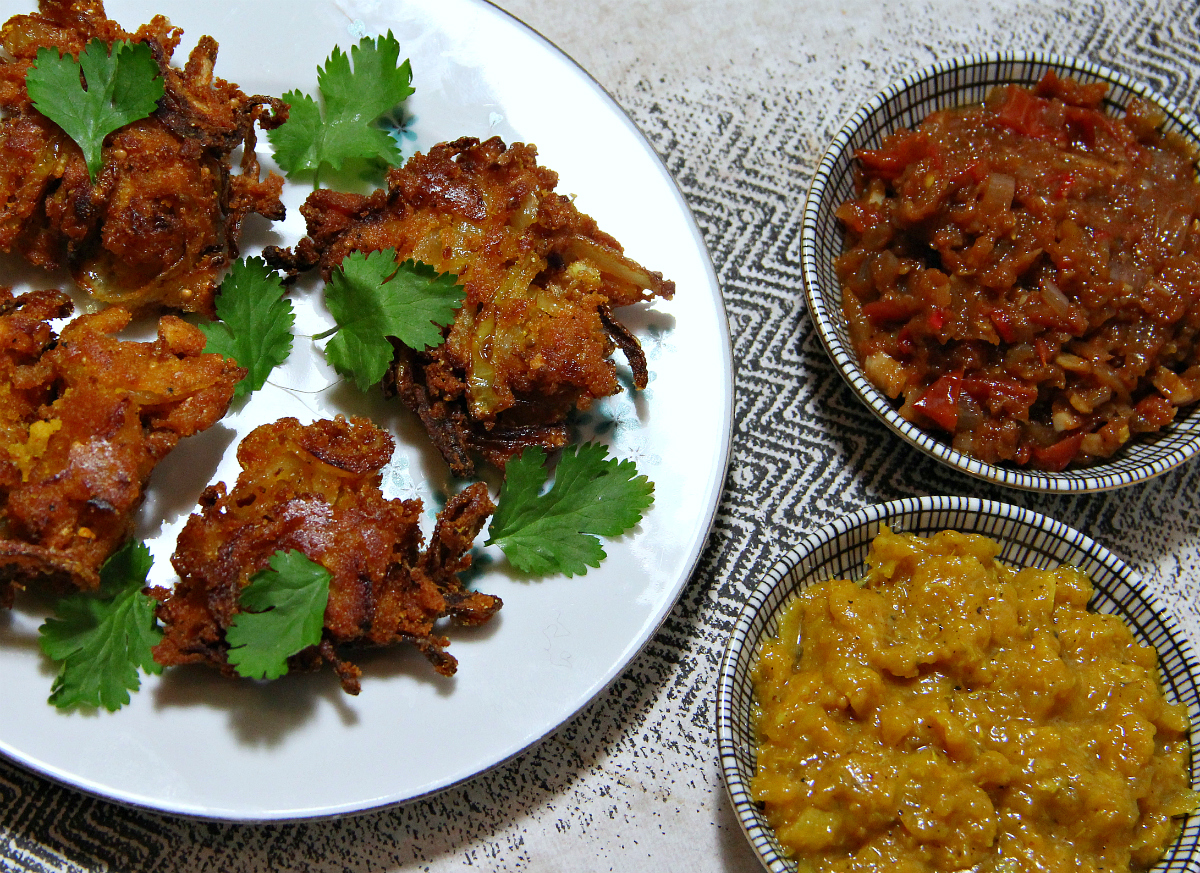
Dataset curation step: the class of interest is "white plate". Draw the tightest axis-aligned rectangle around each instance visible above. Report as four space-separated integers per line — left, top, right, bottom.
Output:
0 0 732 820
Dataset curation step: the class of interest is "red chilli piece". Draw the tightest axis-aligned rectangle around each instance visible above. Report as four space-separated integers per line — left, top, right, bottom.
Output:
913 372 962 432
856 129 931 181
1035 337 1055 366
1032 432 1085 471
862 297 919 322
988 308 1018 343
992 85 1062 142
1053 171 1075 199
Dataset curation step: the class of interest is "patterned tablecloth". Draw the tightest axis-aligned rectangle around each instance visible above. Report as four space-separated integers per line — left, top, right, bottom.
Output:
4 0 1200 870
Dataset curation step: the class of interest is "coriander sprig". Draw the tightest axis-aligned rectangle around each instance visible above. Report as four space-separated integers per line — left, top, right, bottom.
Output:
225 550 331 681
487 444 655 577
199 257 295 398
26 38 163 181
38 540 163 711
267 32 413 186
318 249 464 391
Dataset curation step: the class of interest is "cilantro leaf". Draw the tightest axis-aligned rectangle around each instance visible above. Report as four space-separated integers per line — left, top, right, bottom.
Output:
322 249 464 391
225 550 331 681
38 540 162 711
26 38 163 182
268 32 413 182
199 257 295 398
486 444 655 577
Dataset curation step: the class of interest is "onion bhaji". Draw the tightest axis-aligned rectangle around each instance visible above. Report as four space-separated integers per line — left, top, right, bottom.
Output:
0 287 244 606
152 416 501 694
265 136 675 476
0 0 287 315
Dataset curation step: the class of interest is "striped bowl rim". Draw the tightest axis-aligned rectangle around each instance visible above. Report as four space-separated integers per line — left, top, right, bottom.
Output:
716 495 1200 871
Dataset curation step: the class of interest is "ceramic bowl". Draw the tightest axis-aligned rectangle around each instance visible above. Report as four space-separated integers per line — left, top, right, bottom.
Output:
716 495 1200 871
801 53 1200 492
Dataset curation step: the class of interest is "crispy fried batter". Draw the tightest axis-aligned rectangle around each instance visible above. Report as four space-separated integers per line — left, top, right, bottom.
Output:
0 288 244 605
0 0 287 315
152 416 500 693
265 136 674 476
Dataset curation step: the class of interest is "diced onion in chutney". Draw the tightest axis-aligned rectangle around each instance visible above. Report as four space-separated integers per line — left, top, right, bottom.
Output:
837 72 1200 469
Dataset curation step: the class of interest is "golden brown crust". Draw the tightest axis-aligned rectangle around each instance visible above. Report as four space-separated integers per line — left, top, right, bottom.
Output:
0 0 287 316
0 288 244 604
152 416 500 693
266 136 673 476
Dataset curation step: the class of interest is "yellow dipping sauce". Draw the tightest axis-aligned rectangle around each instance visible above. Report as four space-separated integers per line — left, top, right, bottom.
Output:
752 527 1198 873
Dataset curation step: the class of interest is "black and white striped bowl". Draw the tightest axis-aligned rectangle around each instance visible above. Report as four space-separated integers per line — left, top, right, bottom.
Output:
801 53 1200 492
717 496 1200 872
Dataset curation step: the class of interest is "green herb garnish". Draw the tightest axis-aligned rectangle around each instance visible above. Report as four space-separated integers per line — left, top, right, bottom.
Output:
38 540 163 711
26 38 163 181
487 444 655 577
199 257 295 398
318 248 464 391
225 550 331 681
268 32 413 185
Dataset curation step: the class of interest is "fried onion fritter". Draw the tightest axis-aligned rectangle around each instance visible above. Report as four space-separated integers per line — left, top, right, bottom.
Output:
152 416 500 694
0 288 245 606
0 0 287 315
264 136 674 476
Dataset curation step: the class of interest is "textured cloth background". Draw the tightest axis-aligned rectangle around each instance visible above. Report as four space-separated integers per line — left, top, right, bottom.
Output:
4 0 1200 870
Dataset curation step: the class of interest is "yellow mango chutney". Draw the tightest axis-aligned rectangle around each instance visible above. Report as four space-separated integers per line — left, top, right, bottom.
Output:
751 527 1198 873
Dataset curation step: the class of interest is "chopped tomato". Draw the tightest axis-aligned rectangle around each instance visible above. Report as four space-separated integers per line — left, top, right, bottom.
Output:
953 159 990 186
913 372 961 432
1064 104 1125 149
992 85 1061 141
1032 433 1085 471
857 130 930 181
1134 394 1176 428
988 308 1018 343
1035 70 1107 107
836 200 887 235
